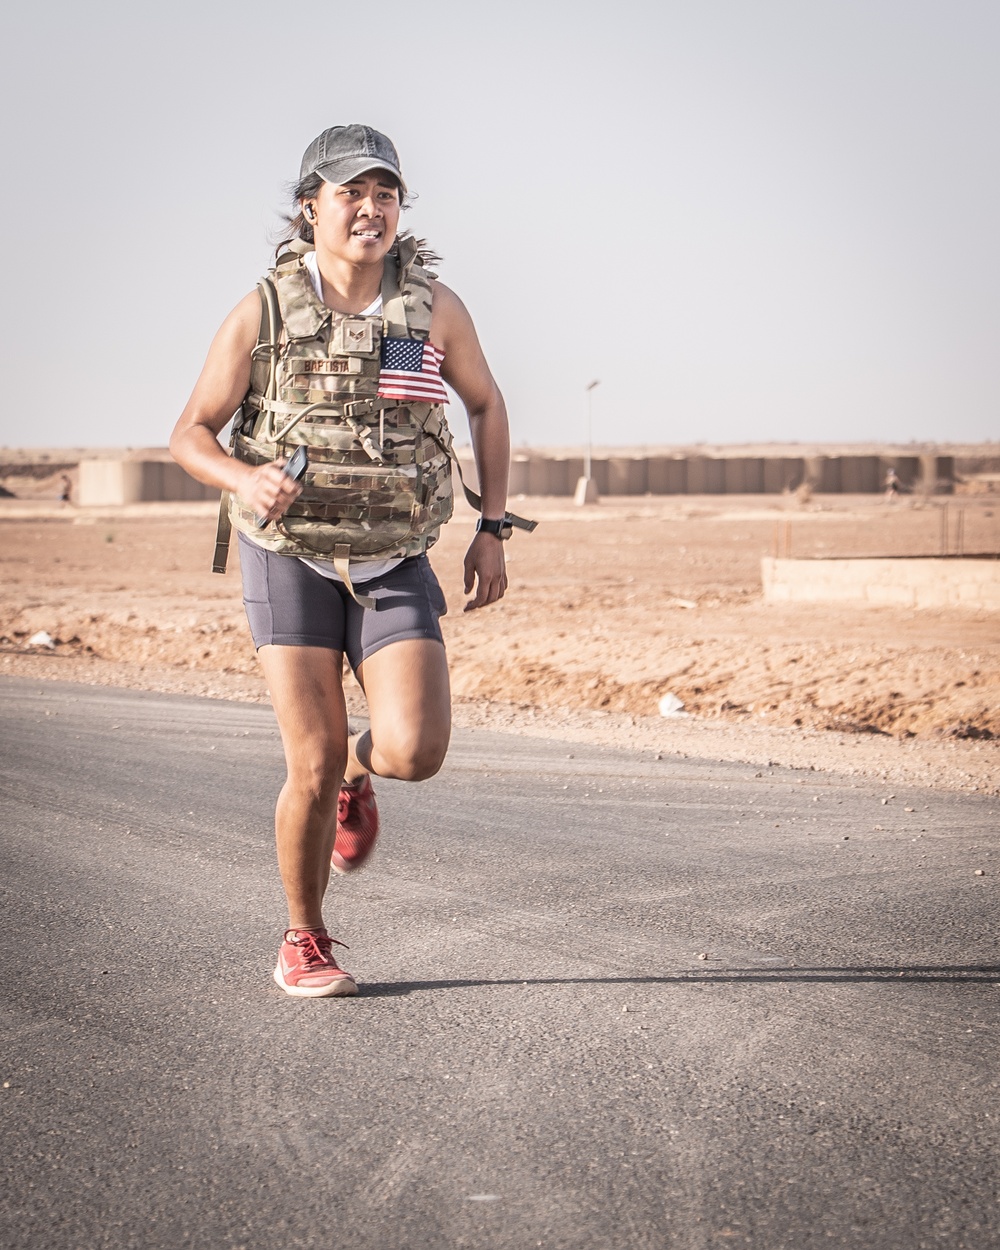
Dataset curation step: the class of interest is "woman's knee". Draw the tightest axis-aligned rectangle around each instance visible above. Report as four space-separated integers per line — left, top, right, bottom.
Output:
375 729 449 782
285 747 348 806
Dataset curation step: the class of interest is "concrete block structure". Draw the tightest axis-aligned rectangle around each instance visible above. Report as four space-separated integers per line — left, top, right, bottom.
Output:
560 457 586 490
880 455 920 490
543 458 572 496
839 455 880 493
508 455 531 496
607 456 648 495
78 458 217 505
588 459 610 494
723 457 765 493
762 457 805 493
504 451 954 498
919 454 955 494
647 457 687 494
687 456 726 494
527 456 552 496
806 456 841 493
745 457 765 492
761 556 1000 611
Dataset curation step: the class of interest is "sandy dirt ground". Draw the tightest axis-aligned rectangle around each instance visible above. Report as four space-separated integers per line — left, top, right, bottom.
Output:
1 491 998 796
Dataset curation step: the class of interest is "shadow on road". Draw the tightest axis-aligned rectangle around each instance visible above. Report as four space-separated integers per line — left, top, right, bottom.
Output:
358 964 1000 997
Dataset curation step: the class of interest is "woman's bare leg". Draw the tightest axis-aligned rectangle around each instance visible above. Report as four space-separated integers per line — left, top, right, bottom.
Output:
349 638 452 783
258 644 349 930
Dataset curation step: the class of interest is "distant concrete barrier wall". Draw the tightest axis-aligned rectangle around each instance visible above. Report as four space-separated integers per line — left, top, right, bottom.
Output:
761 556 1000 610
763 457 805 493
648 457 688 493
838 455 879 493
608 456 648 495
78 459 217 505
501 454 954 497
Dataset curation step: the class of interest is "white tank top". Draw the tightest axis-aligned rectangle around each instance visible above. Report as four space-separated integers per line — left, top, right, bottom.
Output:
298 254 403 584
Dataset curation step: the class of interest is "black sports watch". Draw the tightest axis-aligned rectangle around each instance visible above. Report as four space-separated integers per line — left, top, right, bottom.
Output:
476 516 513 540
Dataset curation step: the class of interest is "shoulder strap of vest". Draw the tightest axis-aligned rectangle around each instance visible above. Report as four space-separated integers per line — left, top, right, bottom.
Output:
381 238 434 341
400 238 433 340
380 250 409 338
274 264 330 340
255 277 281 406
275 237 314 265
212 484 233 574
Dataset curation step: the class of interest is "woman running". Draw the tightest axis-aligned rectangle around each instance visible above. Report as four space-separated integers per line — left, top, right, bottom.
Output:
170 124 515 997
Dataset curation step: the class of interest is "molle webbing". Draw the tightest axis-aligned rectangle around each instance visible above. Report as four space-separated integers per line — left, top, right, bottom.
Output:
215 244 454 588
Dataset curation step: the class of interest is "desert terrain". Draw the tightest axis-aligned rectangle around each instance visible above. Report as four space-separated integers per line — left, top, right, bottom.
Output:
1 480 997 796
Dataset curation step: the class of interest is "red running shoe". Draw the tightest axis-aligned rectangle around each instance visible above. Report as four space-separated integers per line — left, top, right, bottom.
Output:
331 773 380 875
273 929 358 997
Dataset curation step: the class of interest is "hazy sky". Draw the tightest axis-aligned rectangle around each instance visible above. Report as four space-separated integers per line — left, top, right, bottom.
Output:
1 0 997 450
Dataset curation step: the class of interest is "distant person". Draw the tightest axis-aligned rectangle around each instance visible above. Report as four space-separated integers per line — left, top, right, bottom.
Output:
58 474 72 504
171 125 528 997
884 466 900 502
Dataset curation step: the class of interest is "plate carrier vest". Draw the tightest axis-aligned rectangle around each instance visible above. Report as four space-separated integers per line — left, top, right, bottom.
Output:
212 237 534 606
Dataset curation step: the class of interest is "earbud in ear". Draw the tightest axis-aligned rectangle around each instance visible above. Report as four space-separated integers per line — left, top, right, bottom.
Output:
304 204 316 222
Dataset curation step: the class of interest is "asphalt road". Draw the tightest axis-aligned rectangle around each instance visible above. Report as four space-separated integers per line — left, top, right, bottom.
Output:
1 676 997 1250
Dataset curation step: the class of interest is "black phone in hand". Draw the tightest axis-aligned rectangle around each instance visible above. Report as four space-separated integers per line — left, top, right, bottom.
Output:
254 446 309 528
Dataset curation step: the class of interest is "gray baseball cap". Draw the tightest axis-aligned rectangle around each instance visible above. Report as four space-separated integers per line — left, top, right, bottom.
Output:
299 124 407 194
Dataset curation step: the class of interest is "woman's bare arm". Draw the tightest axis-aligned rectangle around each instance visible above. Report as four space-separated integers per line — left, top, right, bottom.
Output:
169 292 302 523
432 282 511 610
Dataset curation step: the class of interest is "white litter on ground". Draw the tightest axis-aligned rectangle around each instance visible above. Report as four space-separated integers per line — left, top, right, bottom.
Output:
658 692 691 718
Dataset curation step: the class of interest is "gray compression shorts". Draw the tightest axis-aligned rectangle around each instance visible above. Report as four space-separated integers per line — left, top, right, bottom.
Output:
238 533 447 672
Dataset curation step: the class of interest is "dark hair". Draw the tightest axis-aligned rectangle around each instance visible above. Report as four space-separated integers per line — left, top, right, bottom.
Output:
280 172 326 247
275 172 442 269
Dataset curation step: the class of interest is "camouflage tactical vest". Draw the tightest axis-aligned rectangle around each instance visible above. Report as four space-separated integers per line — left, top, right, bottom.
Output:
214 237 454 595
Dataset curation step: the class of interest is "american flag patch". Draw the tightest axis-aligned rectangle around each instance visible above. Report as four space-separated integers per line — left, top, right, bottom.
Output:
378 337 449 404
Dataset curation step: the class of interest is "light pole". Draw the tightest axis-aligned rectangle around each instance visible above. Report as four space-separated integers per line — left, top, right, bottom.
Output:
575 379 601 505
